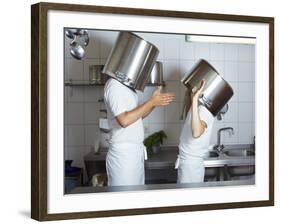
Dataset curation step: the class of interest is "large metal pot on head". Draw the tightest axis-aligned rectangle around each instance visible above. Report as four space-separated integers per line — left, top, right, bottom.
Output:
102 31 159 91
181 59 234 117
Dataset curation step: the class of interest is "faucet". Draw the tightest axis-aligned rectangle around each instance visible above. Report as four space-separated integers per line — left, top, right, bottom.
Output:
213 127 234 152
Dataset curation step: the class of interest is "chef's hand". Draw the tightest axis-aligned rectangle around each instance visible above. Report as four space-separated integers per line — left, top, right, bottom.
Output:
116 87 175 128
150 86 175 106
190 80 206 138
191 80 205 102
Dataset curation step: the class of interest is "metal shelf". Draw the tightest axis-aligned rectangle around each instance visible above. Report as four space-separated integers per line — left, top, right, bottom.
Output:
64 80 105 86
65 80 165 87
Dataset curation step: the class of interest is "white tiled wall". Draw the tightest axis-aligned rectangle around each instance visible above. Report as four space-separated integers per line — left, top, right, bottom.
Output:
64 30 255 174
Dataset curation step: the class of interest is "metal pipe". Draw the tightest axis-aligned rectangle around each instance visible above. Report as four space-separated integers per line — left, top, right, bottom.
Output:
215 127 234 152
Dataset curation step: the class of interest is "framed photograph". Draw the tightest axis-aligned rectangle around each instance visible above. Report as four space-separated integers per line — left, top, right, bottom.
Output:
31 2 274 221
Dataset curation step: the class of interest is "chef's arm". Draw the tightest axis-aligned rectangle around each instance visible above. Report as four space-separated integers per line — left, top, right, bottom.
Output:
141 105 154 119
191 79 206 138
191 99 207 138
116 89 175 128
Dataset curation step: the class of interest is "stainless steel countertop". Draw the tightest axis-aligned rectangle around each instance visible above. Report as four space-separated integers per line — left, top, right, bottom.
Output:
69 179 255 194
84 144 255 169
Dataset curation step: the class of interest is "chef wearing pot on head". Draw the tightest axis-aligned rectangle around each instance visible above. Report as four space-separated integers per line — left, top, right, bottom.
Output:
175 59 233 183
103 32 175 186
175 79 215 183
104 80 175 186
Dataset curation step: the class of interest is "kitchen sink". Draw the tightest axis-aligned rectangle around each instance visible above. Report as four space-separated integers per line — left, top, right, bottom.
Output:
224 149 255 157
223 148 255 177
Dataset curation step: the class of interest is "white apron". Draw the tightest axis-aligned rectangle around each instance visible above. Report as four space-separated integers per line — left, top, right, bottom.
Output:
176 104 214 184
175 152 205 183
106 143 147 186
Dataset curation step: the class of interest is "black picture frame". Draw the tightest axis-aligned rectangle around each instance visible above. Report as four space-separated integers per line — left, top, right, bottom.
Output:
31 2 274 221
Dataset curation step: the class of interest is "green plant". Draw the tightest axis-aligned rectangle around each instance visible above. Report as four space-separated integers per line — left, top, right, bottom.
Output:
143 130 167 149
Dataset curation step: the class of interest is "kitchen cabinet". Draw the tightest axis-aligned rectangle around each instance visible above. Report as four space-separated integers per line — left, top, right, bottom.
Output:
145 168 177 184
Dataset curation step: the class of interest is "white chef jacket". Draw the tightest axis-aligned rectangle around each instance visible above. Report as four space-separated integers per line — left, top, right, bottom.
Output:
104 78 147 186
175 105 215 183
178 105 215 158
104 78 144 144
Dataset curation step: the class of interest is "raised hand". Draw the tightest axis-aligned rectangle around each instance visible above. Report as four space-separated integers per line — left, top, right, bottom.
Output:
150 86 175 106
191 79 205 102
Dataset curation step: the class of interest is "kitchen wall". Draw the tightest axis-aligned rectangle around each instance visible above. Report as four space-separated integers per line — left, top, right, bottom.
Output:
64 30 255 172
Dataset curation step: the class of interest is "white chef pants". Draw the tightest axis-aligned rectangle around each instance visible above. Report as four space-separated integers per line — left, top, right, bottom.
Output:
175 153 205 183
106 143 147 186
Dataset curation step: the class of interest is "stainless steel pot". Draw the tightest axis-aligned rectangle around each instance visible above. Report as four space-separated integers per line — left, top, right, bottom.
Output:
181 59 234 116
102 32 159 91
147 61 164 85
89 65 109 84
